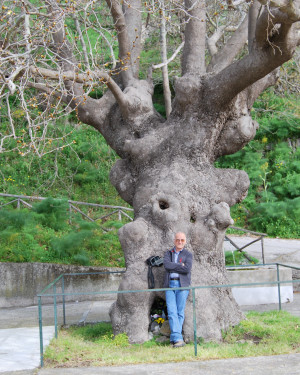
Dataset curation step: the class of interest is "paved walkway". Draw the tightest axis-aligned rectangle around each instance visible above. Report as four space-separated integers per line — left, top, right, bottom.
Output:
10 353 300 375
224 236 300 266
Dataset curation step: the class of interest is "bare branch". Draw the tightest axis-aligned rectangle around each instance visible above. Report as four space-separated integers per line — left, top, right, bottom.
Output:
72 15 89 68
152 42 184 69
30 66 104 84
5 93 16 138
182 0 206 75
207 14 249 73
207 25 227 57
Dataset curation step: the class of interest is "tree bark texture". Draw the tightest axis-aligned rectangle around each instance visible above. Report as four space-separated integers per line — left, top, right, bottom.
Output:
107 73 253 342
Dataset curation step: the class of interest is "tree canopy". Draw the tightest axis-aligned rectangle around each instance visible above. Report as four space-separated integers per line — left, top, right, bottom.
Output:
0 0 299 156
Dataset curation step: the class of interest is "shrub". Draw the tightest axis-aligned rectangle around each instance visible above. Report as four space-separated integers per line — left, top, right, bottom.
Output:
33 198 69 231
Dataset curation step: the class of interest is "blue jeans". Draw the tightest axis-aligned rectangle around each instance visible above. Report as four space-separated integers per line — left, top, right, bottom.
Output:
165 279 189 343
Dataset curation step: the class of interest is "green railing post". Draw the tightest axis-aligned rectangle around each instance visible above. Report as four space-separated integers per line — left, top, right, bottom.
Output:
261 236 265 265
276 264 282 311
62 275 66 326
192 288 197 356
38 296 44 368
53 284 58 338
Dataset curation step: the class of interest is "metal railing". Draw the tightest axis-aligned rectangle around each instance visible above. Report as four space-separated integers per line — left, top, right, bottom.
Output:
225 226 267 264
37 263 300 367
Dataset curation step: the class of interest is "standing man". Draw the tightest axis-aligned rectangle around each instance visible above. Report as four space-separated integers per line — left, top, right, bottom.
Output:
163 232 193 347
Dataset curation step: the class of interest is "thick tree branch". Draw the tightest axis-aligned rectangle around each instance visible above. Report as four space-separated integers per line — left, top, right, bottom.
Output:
205 4 300 108
246 68 280 107
182 0 206 75
214 92 259 159
248 0 262 52
122 0 142 79
106 0 134 85
29 66 131 118
207 14 249 73
206 25 227 57
160 0 172 118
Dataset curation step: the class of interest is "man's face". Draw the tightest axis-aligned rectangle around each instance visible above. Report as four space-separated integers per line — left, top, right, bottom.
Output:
174 232 186 252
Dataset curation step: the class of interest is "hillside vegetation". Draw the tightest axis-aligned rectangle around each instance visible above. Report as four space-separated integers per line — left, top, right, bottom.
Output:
0 89 299 266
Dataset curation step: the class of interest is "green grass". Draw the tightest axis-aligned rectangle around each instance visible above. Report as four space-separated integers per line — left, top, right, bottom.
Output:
224 250 259 266
44 311 300 367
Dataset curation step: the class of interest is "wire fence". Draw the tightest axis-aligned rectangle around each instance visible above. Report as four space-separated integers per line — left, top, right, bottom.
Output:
37 262 300 367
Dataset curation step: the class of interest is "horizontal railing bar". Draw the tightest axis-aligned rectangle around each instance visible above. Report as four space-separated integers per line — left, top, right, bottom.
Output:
61 271 126 276
229 226 267 236
38 263 295 280
274 263 300 271
0 193 45 201
227 263 276 268
37 263 300 296
37 278 299 298
227 263 300 271
69 200 133 211
0 193 133 212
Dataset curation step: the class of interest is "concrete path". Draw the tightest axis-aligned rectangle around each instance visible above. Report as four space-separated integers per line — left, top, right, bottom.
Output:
0 326 54 372
0 300 112 373
225 236 300 266
36 354 300 375
3 353 300 375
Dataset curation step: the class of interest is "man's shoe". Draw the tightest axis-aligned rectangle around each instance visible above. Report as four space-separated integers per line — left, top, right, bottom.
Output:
173 340 186 348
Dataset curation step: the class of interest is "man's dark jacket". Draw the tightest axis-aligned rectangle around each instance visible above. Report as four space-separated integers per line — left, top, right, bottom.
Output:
163 248 193 288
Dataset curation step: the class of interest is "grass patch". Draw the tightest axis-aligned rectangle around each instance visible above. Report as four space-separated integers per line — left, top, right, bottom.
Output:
225 250 259 266
44 311 300 367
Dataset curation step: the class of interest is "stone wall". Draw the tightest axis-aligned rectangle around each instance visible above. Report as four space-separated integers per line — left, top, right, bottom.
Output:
227 267 294 305
0 262 124 308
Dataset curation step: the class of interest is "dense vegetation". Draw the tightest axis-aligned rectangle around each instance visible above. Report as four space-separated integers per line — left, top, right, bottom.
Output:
0 124 129 266
217 90 299 238
0 87 299 266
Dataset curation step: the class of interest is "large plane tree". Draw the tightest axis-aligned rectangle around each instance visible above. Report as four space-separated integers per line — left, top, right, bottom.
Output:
0 0 299 343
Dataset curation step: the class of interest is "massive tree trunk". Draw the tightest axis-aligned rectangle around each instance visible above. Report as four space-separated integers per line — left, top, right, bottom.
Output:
108 75 252 342
2 0 299 343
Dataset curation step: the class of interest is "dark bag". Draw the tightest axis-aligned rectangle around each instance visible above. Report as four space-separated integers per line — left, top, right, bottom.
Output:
146 256 163 289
